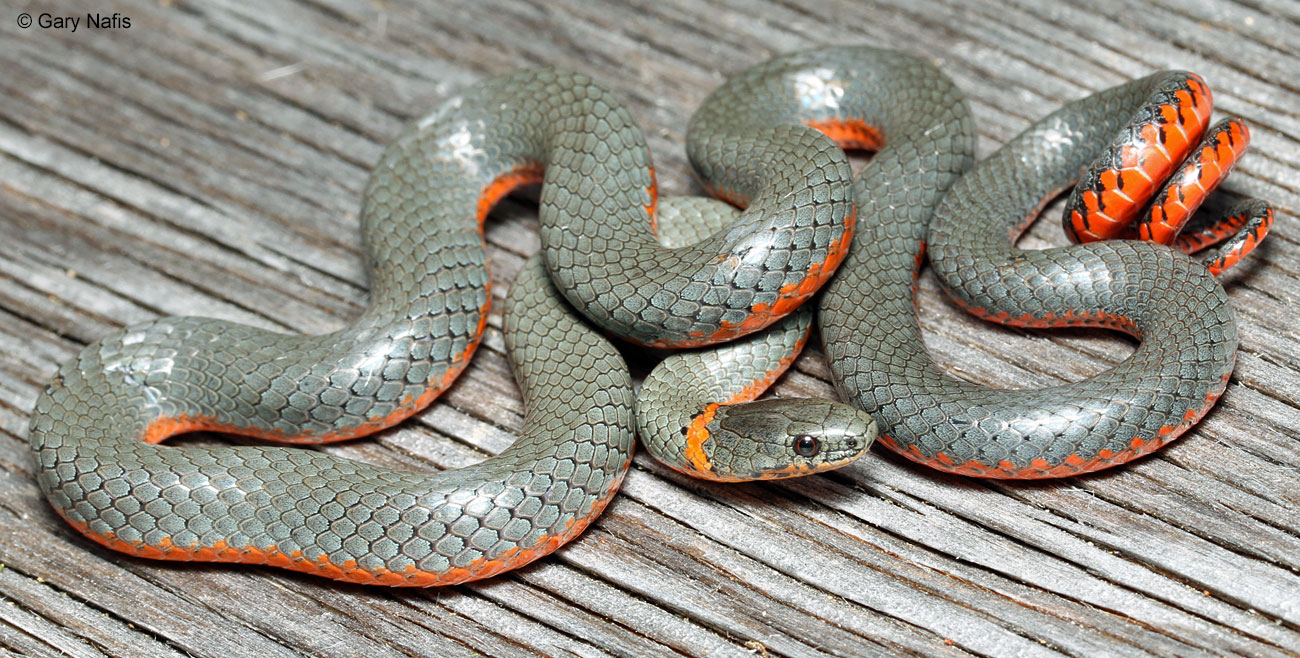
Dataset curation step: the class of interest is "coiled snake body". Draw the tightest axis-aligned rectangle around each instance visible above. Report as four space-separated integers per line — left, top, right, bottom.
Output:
819 64 1256 477
29 47 1265 585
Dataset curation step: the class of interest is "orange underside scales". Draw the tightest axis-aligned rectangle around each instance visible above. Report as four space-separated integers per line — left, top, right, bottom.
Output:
1199 204 1273 275
683 403 722 476
1059 81 1265 276
1144 120 1249 244
476 164 545 223
805 118 885 151
1071 126 1172 242
1175 206 1257 255
1070 79 1214 243
645 165 659 235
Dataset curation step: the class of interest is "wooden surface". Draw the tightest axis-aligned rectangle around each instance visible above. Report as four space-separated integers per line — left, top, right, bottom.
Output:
1 1 1298 656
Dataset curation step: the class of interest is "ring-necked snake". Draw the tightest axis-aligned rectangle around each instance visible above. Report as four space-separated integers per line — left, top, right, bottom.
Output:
28 47 1270 585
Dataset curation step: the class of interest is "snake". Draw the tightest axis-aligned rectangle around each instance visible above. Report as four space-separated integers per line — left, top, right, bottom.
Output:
27 46 1270 585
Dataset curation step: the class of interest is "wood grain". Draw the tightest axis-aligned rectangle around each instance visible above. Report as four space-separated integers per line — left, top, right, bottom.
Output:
1 1 1297 656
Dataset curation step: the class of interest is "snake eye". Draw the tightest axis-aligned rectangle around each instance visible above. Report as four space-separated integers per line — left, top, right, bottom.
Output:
794 435 820 458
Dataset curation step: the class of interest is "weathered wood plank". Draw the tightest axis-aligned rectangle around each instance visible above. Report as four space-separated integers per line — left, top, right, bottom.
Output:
1 0 1297 656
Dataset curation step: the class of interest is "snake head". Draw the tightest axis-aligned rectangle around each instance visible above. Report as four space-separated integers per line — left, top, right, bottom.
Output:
689 398 876 482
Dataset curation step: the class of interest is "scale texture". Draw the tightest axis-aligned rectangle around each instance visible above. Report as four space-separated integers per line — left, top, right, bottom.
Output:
26 47 1247 588
818 68 1239 477
26 57 865 584
636 196 875 480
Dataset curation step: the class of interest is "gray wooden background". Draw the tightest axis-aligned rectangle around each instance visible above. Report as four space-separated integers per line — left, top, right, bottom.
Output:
1 1 1297 656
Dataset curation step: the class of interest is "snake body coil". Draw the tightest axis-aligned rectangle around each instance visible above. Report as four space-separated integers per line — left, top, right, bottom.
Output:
29 47 1259 586
816 66 1241 477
